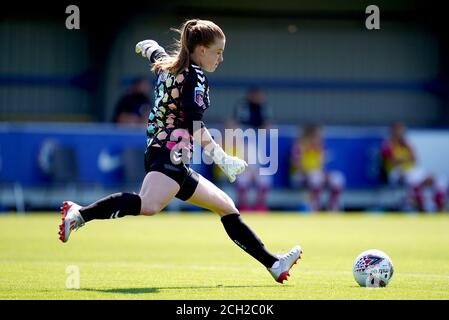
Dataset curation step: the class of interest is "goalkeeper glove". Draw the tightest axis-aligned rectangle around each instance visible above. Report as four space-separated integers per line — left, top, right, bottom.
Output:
206 145 247 183
135 40 165 62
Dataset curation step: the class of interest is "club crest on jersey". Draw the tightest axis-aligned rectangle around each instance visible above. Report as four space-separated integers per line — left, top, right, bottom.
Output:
195 88 205 108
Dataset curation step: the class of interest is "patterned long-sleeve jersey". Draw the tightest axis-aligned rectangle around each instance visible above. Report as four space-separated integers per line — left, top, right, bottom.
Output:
146 50 210 159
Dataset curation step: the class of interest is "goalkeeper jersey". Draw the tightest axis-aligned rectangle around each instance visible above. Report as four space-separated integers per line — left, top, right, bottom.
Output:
146 49 210 159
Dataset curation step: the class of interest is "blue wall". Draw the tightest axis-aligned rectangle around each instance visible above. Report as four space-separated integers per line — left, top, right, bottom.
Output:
0 123 386 189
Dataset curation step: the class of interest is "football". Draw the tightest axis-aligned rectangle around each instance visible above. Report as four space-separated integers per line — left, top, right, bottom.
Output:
353 249 394 287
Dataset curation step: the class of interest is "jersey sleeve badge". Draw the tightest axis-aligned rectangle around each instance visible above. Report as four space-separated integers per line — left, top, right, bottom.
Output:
194 88 205 108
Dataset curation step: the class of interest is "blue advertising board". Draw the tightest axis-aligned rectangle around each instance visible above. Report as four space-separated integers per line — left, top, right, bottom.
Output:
0 123 385 189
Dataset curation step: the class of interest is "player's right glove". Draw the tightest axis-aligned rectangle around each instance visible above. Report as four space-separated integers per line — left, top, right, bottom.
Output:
135 40 165 62
205 145 248 183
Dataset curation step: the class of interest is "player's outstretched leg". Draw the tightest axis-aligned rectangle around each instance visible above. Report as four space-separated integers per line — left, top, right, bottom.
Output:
58 172 180 243
58 192 141 243
187 174 302 283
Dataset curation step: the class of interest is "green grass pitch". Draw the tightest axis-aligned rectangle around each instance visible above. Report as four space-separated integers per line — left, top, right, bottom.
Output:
1 212 448 300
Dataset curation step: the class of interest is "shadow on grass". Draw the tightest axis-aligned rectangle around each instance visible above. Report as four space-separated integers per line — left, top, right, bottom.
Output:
82 288 160 294
82 284 280 295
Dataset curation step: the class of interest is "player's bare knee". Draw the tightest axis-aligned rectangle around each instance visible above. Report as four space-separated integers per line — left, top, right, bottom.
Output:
215 197 238 215
140 207 159 216
140 203 163 216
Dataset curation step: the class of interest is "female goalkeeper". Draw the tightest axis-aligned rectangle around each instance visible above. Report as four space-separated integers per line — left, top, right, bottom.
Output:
58 19 301 284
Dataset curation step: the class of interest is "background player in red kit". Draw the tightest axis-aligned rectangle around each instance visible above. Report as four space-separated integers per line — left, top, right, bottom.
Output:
381 122 448 212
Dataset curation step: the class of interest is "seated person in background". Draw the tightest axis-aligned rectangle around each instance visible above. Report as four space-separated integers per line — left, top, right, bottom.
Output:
213 119 272 212
233 87 271 129
113 77 152 127
228 88 272 212
381 122 447 212
290 125 345 212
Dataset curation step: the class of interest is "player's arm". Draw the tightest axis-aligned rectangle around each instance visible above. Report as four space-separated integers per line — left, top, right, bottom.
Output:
180 69 208 135
290 141 303 173
182 71 247 183
381 142 394 163
406 143 417 163
197 125 247 183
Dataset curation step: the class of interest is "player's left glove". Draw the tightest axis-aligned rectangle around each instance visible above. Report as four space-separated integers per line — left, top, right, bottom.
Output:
135 40 165 62
206 145 247 183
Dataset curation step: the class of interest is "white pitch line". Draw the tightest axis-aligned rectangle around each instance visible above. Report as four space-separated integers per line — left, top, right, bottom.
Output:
299 269 449 279
3 260 449 279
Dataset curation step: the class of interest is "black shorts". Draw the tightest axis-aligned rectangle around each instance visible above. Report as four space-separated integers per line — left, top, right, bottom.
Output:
144 146 199 201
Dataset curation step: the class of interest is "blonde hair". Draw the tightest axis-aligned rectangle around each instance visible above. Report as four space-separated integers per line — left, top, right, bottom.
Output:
152 19 225 75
